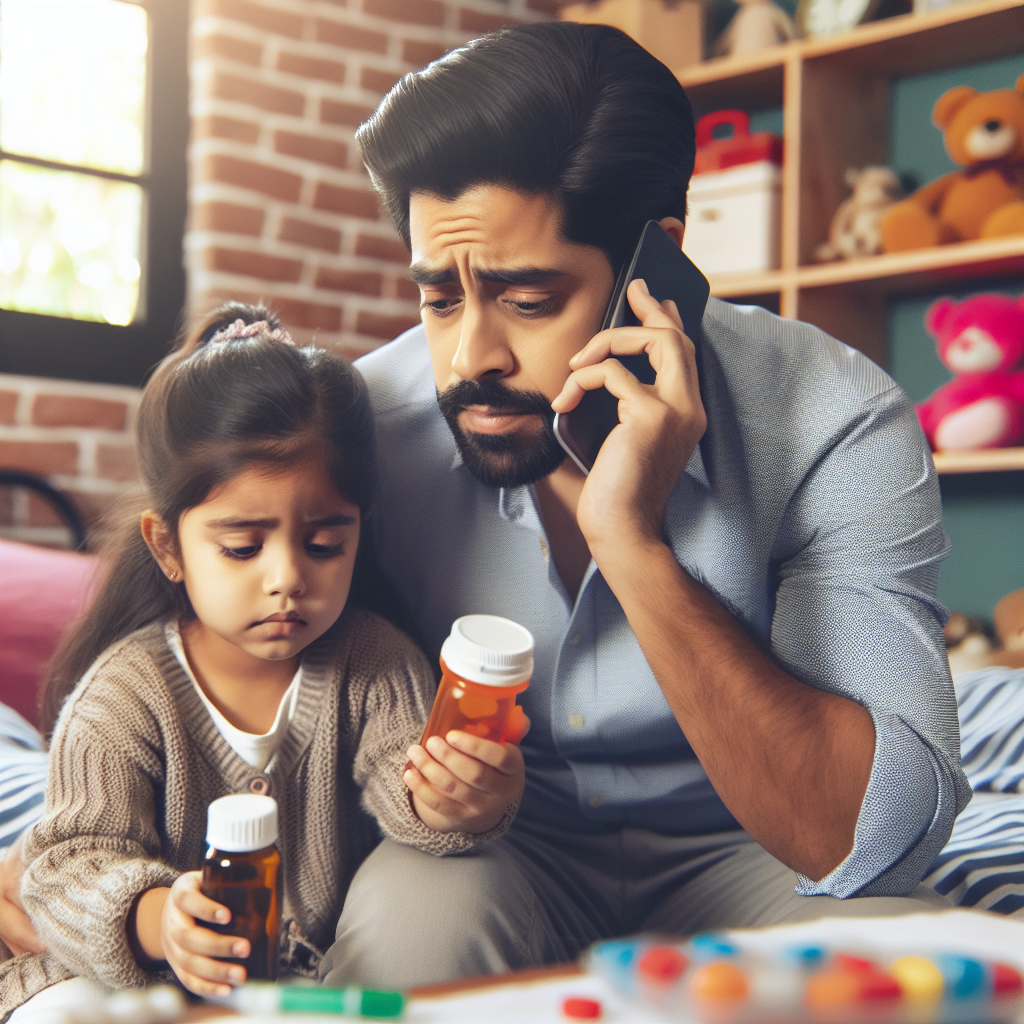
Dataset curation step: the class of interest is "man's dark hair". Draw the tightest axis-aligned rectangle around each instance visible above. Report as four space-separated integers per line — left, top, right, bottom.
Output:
356 22 695 273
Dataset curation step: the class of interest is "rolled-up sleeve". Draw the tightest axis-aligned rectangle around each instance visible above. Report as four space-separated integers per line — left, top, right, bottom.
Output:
771 382 971 897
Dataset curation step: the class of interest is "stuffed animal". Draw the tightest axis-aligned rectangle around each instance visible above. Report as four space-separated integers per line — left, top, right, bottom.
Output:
880 73 1024 252
946 590 1024 674
711 0 796 57
915 293 1024 451
815 166 905 261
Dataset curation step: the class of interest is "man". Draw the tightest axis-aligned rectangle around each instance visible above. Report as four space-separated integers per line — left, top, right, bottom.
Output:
318 21 970 986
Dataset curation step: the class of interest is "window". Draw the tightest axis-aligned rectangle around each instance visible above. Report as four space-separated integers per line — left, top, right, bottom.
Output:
0 0 187 385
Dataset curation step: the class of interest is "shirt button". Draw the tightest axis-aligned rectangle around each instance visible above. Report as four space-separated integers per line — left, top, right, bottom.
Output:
588 795 604 808
249 775 272 796
568 713 585 730
539 537 550 560
567 632 581 646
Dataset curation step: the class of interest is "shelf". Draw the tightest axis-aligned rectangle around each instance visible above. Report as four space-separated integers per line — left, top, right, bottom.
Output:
707 236 1024 299
676 0 1024 89
933 447 1024 474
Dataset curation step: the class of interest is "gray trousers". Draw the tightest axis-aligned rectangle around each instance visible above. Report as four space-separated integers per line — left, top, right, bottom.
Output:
319 818 950 988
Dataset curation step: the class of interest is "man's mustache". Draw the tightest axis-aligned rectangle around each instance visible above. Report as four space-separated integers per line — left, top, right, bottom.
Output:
436 379 554 422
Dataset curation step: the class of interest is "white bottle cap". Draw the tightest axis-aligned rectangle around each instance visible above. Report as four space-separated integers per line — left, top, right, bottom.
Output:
206 794 278 853
440 615 534 687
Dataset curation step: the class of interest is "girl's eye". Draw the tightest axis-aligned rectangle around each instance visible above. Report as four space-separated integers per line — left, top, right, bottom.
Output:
306 541 345 559
221 544 260 560
421 297 461 318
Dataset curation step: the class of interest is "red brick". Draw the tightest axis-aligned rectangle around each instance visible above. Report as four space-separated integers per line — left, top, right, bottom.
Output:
274 131 347 170
315 19 388 53
276 51 347 85
192 114 260 144
355 232 409 264
201 154 302 202
27 492 66 529
312 183 379 219
194 0 303 38
193 200 265 237
212 72 305 117
363 0 444 26
205 247 303 283
271 297 342 332
0 390 17 425
320 99 376 128
279 218 342 253
0 441 78 475
65 489 122 526
0 487 13 526
194 32 262 65
457 8 526 32
395 276 420 300
314 268 382 295
360 66 401 94
402 39 447 66
31 395 127 430
356 310 419 340
97 444 137 483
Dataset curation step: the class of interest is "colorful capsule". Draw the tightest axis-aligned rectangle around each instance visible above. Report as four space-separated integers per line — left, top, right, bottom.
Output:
689 934 739 960
891 956 945 1001
690 961 750 1003
637 946 689 985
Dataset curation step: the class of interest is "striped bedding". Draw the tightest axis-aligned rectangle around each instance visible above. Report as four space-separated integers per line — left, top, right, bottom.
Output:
3 667 1024 911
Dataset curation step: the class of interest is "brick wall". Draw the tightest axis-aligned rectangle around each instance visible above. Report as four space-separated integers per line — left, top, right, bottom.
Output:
187 0 557 358
0 0 558 544
0 374 140 547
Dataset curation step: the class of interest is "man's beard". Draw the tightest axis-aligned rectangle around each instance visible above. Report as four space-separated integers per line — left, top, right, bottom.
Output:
437 379 567 488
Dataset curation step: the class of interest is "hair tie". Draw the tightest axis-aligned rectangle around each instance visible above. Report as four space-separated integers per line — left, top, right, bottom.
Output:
207 318 295 346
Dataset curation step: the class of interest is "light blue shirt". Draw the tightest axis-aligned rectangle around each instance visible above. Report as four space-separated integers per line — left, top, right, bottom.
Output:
356 297 971 898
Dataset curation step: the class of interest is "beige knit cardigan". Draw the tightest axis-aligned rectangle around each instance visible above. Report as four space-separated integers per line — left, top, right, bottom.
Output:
0 608 515 1016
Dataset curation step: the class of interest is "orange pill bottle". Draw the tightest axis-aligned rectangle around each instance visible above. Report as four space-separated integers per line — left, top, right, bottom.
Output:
420 615 534 746
201 793 281 982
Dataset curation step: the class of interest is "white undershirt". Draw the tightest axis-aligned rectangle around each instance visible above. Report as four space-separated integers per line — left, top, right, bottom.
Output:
165 622 300 772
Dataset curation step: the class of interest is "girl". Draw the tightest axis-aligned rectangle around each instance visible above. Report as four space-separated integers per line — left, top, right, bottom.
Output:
0 305 524 1013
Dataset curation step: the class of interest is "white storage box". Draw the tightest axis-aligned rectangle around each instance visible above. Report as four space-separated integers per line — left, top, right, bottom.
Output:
683 160 781 276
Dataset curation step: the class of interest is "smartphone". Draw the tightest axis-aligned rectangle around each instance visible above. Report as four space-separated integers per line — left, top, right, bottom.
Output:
552 221 710 475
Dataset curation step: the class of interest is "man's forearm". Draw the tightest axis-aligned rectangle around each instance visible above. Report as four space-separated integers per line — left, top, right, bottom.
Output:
596 538 875 881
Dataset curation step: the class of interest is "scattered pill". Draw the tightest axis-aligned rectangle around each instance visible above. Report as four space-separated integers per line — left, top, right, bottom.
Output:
562 996 602 1019
637 946 689 984
891 956 945 1001
691 961 749 1002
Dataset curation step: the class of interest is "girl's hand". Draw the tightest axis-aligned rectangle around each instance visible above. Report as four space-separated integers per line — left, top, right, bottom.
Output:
405 728 527 834
160 872 249 997
0 835 45 956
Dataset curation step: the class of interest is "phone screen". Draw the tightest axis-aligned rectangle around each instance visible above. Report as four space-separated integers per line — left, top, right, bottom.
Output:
553 221 709 474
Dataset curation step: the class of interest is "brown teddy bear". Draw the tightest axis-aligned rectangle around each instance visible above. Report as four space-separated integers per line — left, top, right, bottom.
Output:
880 73 1024 253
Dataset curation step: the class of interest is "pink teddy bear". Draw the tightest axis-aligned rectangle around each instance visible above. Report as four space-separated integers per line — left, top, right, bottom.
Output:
916 293 1024 451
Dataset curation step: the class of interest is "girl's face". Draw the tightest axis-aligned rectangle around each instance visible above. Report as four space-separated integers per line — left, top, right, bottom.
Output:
172 458 360 664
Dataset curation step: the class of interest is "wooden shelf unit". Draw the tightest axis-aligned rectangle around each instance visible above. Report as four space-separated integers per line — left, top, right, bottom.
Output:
932 446 1024 474
676 0 1024 369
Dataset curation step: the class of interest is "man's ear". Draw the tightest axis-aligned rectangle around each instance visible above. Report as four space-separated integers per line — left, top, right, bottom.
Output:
658 216 685 248
140 510 182 582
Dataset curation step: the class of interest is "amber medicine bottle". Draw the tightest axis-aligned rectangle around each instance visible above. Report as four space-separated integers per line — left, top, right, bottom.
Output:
201 793 281 981
420 615 534 747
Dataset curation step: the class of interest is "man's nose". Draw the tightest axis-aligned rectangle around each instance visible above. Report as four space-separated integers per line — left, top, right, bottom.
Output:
450 297 514 382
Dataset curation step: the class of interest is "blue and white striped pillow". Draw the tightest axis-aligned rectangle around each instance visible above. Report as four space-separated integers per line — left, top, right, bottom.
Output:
0 703 46 857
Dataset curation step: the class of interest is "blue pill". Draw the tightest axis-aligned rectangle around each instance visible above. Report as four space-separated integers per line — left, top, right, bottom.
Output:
785 945 826 968
934 955 987 999
690 933 738 958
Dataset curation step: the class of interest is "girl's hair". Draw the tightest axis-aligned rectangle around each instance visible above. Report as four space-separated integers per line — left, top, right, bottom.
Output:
40 303 376 737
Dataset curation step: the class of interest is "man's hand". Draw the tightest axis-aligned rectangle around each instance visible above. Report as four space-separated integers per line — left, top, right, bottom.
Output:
405 729 527 834
149 873 248 997
551 277 706 559
0 835 45 956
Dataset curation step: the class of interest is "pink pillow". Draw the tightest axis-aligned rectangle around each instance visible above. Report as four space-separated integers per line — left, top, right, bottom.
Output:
0 539 99 729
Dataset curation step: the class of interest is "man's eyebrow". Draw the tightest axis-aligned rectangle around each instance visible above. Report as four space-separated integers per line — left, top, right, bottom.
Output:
408 264 457 286
407 264 565 287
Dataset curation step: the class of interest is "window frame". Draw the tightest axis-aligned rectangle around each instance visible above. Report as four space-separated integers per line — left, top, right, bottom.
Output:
0 0 188 387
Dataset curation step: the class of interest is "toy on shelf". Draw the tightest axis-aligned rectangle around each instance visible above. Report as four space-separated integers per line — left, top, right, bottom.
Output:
880 74 1024 253
915 293 1024 452
587 932 1024 1023
711 0 796 58
948 590 1024 674
683 110 783 276
815 167 905 261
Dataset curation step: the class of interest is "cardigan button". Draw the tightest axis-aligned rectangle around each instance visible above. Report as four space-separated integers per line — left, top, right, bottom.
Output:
248 775 272 797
